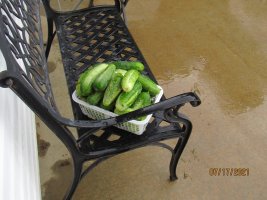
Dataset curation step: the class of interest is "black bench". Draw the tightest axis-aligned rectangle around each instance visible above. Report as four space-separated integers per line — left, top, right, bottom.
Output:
0 0 201 199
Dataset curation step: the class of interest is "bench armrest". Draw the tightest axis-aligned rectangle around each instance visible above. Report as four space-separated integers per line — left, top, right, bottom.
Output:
54 92 201 128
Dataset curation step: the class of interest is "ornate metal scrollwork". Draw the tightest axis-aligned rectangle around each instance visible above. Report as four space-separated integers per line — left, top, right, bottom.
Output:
0 0 56 109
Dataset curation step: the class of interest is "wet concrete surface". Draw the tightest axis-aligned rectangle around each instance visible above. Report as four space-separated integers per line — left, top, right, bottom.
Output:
37 0 267 199
42 159 72 200
37 133 51 157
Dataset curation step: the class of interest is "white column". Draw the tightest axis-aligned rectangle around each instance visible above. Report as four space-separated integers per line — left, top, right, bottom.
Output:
0 50 41 199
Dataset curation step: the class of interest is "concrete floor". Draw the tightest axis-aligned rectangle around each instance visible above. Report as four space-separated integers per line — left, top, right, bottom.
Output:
38 0 267 199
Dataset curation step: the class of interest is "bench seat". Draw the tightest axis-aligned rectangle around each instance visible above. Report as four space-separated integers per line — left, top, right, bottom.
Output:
52 6 182 151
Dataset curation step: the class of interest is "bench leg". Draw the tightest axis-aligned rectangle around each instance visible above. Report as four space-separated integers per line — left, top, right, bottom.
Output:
169 122 192 181
64 158 83 200
45 19 56 59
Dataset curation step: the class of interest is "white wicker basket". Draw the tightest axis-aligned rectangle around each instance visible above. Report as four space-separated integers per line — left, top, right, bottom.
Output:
72 86 163 135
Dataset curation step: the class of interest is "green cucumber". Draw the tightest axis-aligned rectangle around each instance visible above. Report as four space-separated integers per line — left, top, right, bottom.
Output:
80 63 108 96
76 67 93 97
115 82 142 111
114 108 134 115
100 100 115 111
112 61 144 71
77 70 88 84
131 92 151 121
86 91 104 105
138 74 160 96
93 64 116 91
115 69 127 76
114 92 151 120
103 74 123 106
121 69 140 92
136 116 146 121
76 83 82 98
131 92 151 110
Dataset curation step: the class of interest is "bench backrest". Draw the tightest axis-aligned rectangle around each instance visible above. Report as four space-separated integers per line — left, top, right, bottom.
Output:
0 0 81 153
0 0 57 111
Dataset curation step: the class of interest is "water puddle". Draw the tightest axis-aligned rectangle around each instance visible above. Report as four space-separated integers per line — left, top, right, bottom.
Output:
128 0 267 115
42 159 72 200
37 133 50 157
47 61 57 73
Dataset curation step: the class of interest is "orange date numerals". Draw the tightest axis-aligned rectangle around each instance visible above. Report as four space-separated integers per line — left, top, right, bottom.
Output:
209 168 249 176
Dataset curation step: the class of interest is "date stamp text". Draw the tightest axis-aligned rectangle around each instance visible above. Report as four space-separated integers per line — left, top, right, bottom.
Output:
209 168 249 176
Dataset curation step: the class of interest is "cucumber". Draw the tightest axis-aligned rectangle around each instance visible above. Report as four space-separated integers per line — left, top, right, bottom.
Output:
77 70 89 84
131 92 151 110
138 74 160 96
114 107 145 121
76 83 82 98
100 100 115 111
121 69 140 92
114 108 134 115
115 81 142 111
77 66 94 82
76 67 93 97
136 116 146 121
93 64 116 91
103 74 123 106
112 61 144 71
115 92 151 120
80 63 108 96
131 92 151 121
115 69 127 76
86 91 104 105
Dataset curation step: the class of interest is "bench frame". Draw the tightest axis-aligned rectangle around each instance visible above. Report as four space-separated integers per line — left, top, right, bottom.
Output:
0 0 201 199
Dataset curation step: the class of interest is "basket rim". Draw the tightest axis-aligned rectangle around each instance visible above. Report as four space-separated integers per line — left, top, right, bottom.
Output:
72 86 164 125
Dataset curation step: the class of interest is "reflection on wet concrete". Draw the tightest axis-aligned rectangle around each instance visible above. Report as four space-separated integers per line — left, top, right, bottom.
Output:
37 133 51 157
47 62 57 73
42 159 72 200
128 0 267 114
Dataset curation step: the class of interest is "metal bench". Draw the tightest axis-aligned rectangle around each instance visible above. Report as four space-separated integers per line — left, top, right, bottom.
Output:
0 0 201 199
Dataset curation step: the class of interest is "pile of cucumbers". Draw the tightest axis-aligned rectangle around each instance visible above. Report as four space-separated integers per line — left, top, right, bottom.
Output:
76 61 160 121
